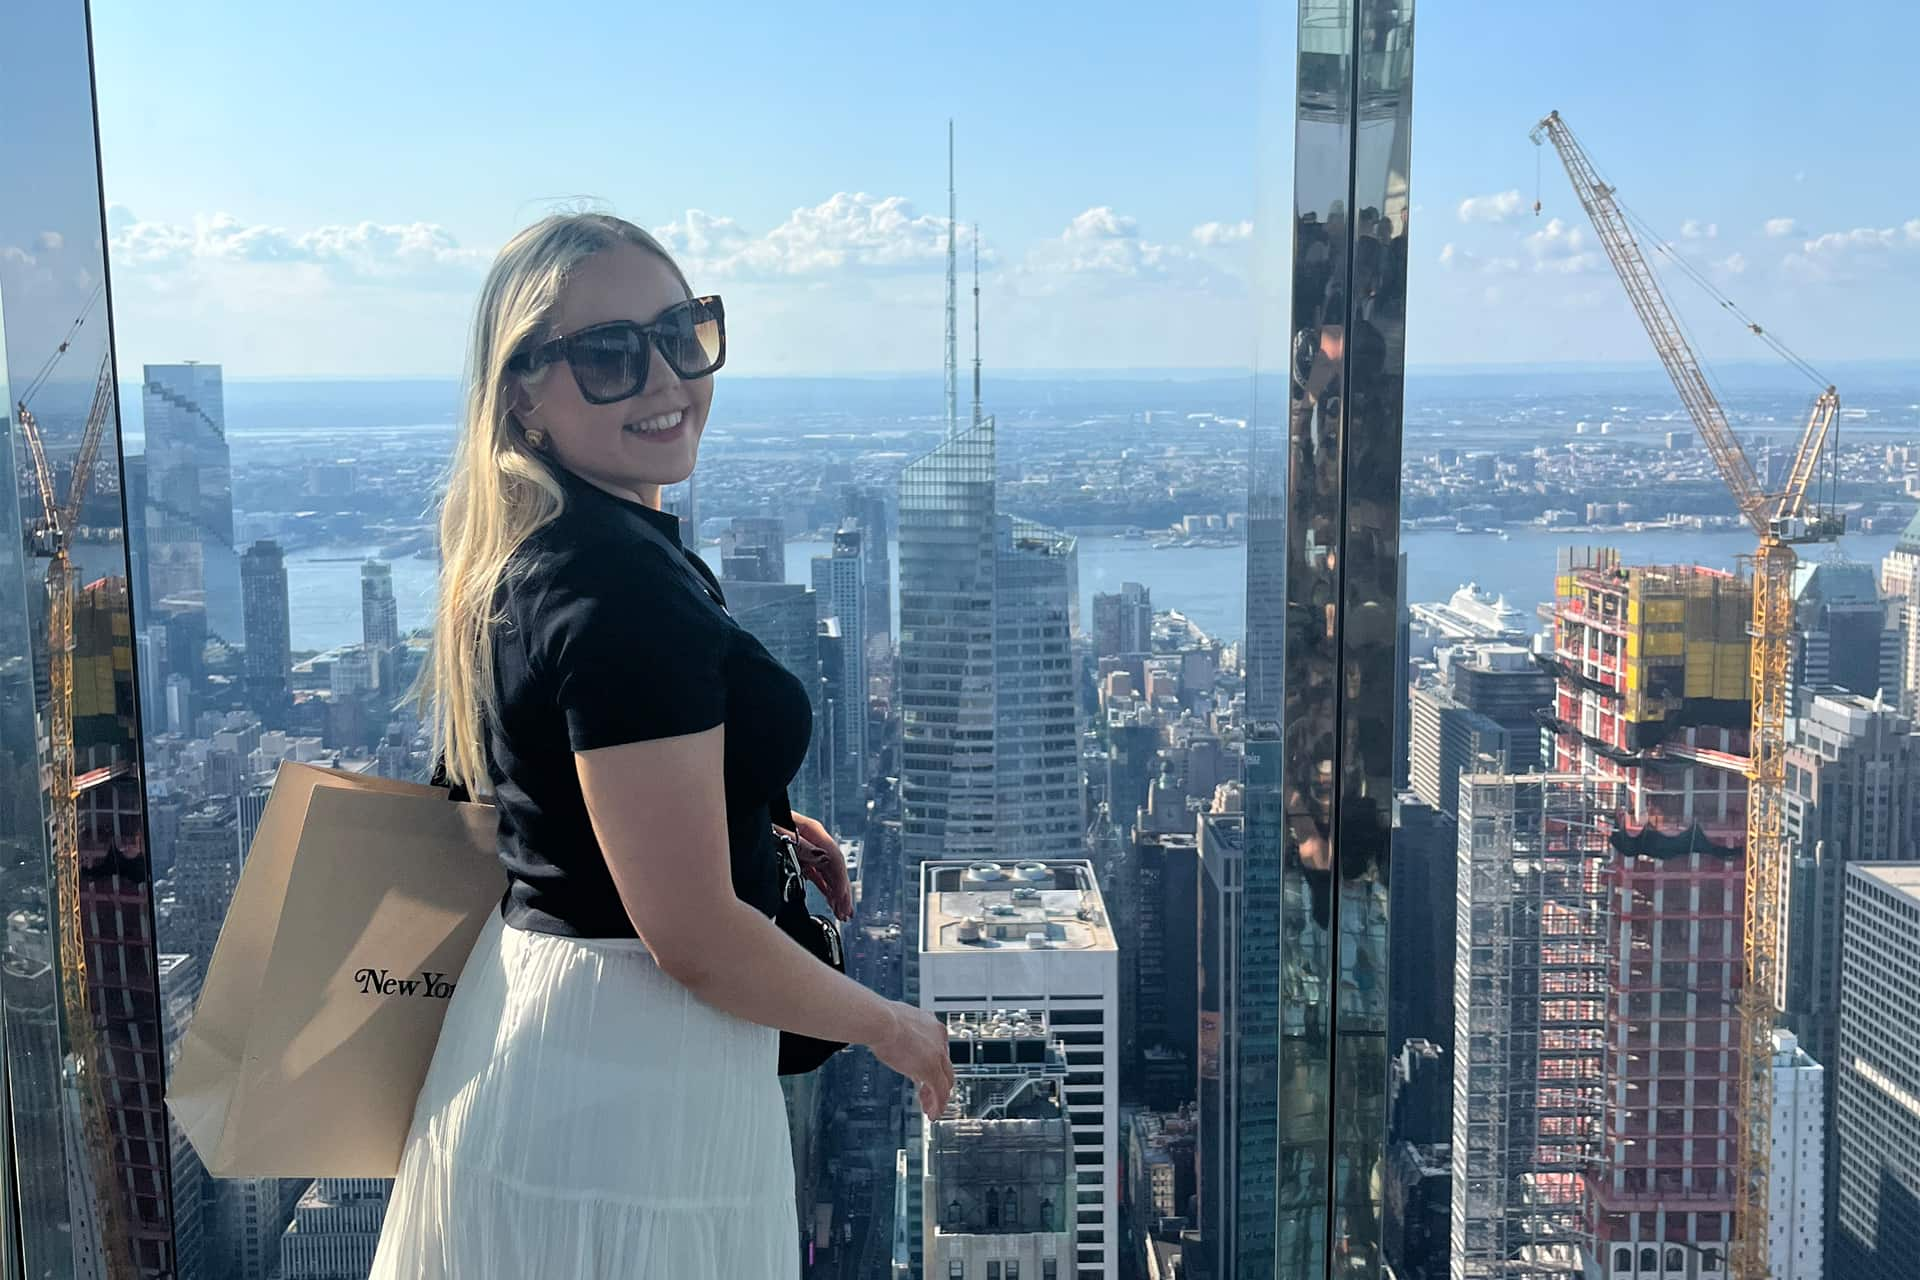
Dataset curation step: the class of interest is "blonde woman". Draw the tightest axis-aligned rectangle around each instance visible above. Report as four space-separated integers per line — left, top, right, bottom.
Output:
371 213 953 1278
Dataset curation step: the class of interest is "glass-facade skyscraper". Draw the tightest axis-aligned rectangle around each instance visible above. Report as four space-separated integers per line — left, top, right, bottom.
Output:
240 540 291 725
992 513 1084 859
898 416 1000 872
812 526 869 829
143 362 243 641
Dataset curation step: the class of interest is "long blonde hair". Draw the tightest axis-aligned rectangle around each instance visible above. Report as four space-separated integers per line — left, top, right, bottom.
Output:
417 212 691 794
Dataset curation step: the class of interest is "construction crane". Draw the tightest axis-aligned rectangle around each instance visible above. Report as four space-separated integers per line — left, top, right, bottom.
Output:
19 349 140 1280
1532 110 1840 1280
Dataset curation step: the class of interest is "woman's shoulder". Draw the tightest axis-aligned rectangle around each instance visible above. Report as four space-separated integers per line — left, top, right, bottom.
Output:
505 521 682 603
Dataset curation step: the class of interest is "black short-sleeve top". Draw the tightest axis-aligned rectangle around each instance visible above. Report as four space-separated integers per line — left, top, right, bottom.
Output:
485 461 814 939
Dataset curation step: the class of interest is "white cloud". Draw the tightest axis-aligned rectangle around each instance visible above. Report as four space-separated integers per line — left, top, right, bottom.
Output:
1763 217 1798 238
1680 219 1718 240
1718 252 1748 275
1780 217 1920 281
106 206 488 281
36 231 64 252
1026 207 1183 278
1457 189 1524 224
1803 219 1920 255
1524 217 1602 274
654 193 971 280
1 245 35 268
1191 219 1254 247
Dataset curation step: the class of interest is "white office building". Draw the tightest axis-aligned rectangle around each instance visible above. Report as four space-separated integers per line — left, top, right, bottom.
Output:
278 1178 388 1278
1768 1029 1825 1280
919 860 1119 1279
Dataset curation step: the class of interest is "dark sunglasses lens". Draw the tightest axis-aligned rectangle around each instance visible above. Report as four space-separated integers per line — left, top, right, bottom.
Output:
661 299 723 375
569 328 647 401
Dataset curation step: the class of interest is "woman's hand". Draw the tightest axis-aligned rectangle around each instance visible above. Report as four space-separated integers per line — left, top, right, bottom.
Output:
869 1002 955 1121
785 811 854 921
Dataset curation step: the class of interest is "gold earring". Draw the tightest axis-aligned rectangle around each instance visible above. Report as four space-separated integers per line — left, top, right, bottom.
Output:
525 427 546 450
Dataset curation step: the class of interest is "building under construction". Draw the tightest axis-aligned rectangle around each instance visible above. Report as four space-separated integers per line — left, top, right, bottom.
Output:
1452 771 1619 1279
1542 551 1749 1274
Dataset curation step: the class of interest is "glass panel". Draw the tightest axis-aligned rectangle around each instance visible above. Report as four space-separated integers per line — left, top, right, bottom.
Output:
1387 9 1915 1280
83 3 1430 1278
1246 1 1417 1276
0 1 169 1275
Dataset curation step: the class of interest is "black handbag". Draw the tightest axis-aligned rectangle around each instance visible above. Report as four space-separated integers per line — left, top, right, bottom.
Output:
768 788 850 1075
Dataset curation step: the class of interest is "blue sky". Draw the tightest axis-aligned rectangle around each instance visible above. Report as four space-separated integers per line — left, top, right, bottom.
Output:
51 0 1919 378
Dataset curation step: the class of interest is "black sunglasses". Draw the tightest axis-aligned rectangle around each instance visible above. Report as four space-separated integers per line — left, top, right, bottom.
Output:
508 295 726 405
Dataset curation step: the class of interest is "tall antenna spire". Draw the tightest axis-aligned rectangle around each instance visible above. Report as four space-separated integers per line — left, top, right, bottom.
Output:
971 223 982 429
944 119 958 438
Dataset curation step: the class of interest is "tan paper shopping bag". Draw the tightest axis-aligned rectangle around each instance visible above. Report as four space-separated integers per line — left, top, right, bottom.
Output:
167 760 503 1178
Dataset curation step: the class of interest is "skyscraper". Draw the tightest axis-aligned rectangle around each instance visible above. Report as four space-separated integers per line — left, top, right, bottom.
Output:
1768 1029 1826 1280
841 483 893 652
921 1011 1077 1280
1195 807 1274 1280
992 513 1083 860
722 515 786 584
78 769 177 1276
169 803 241 963
124 451 153 629
898 416 999 873
143 363 243 640
1443 640 1554 772
361 559 400 658
1451 772 1615 1280
157 954 207 1280
277 1179 389 1278
727 580 829 823
1406 682 1508 819
1092 582 1153 660
1782 690 1919 1073
1833 863 1920 1280
1876 513 1920 716
916 860 1119 1278
811 525 869 829
240 541 291 726
1546 555 1751 1270
816 617 848 826
1788 559 1898 711
1132 830 1200 1110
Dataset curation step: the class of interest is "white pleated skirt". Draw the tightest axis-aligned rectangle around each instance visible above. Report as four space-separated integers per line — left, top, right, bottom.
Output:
369 907 799 1279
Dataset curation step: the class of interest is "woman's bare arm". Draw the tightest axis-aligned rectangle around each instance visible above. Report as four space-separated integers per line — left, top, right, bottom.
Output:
575 725 896 1046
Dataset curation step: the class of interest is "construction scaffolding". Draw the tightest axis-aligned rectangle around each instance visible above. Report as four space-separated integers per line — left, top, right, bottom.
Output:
1453 771 1622 1280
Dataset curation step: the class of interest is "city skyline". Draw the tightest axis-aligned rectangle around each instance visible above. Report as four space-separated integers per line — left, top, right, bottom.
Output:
8 3 1920 1277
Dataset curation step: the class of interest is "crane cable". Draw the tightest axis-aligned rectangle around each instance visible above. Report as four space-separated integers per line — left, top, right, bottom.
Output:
1615 201 1829 391
18 281 105 411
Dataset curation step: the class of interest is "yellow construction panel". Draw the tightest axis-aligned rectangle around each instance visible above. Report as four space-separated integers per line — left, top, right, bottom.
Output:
1646 632 1684 657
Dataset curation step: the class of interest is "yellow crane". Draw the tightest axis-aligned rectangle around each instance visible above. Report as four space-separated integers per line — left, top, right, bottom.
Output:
19 350 140 1280
1532 109 1839 1280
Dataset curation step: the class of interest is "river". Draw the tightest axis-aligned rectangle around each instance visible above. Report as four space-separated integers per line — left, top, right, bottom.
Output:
279 526 1904 654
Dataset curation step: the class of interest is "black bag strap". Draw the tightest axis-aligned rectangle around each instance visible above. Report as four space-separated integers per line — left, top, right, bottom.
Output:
429 754 471 804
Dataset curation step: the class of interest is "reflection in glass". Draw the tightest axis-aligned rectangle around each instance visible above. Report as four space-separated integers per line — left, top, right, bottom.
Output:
1 0 169 1275
1242 0 1414 1275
